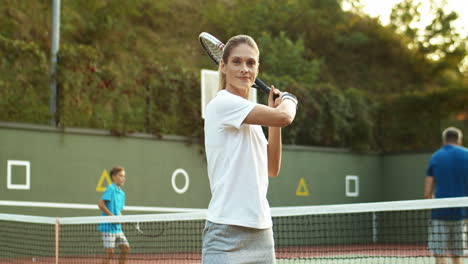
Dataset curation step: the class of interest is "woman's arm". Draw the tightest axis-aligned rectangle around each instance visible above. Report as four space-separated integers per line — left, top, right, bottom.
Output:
244 85 297 127
267 126 281 177
244 100 296 127
246 86 297 177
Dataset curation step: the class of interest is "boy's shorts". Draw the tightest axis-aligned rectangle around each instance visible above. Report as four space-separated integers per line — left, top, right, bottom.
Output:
101 232 129 249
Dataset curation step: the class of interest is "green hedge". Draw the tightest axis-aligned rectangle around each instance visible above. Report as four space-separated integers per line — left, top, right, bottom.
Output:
0 34 49 123
379 88 468 152
285 83 377 151
4 33 466 153
1 30 467 153
57 44 203 139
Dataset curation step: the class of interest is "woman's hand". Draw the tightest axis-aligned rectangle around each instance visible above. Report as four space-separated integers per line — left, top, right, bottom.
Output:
268 85 282 108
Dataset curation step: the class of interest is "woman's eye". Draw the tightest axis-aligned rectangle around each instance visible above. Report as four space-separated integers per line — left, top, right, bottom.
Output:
247 61 257 67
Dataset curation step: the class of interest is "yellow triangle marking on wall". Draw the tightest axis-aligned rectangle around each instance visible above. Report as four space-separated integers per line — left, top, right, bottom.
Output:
96 169 112 192
296 177 310 196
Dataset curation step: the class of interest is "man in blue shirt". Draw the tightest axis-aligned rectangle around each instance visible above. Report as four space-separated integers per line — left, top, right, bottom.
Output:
425 127 468 264
98 166 130 264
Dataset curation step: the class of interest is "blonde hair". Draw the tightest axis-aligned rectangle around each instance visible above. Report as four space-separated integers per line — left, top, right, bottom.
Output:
218 35 259 91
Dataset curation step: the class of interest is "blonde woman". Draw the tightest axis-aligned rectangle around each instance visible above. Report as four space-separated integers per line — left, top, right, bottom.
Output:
202 35 298 263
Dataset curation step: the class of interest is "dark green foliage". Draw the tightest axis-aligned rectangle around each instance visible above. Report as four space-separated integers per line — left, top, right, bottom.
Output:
0 34 49 123
380 88 468 152
285 83 377 151
0 0 467 152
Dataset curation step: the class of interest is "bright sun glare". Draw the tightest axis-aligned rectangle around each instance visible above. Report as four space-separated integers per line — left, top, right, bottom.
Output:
343 0 468 35
342 0 468 70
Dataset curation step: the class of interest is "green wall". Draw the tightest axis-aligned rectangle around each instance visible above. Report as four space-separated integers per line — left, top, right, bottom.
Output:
382 153 432 201
0 124 210 216
0 123 432 217
270 146 382 205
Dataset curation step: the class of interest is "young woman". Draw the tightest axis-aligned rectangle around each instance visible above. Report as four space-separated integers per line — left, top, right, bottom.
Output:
202 35 298 263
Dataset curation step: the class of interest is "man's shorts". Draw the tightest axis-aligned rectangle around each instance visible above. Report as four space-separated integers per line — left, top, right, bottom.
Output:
428 219 465 256
101 232 129 249
201 220 275 264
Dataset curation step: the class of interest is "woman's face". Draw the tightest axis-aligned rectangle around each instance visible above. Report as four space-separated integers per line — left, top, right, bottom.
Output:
222 43 259 92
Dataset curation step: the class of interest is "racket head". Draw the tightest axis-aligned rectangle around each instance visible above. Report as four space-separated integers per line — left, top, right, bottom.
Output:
199 32 224 65
134 221 166 238
135 222 143 234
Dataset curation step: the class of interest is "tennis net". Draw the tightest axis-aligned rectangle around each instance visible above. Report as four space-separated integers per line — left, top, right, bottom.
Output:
1 197 467 264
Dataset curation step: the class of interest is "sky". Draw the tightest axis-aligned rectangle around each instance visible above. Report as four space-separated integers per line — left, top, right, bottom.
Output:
343 0 468 35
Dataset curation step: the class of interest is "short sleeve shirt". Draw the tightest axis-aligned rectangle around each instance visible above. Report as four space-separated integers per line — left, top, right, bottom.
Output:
426 145 468 220
204 90 272 229
98 183 126 233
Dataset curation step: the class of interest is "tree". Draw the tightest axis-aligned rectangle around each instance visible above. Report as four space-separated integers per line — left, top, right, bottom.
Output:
390 0 467 78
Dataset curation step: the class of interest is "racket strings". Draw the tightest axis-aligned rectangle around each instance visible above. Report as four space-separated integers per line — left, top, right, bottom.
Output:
215 42 225 50
206 46 222 60
200 35 224 64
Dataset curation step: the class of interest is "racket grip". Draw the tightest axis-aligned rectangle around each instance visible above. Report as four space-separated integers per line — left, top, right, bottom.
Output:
254 78 270 94
254 78 279 100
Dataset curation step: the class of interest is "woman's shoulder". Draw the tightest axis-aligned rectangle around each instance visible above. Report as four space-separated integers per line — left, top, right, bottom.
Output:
209 90 248 108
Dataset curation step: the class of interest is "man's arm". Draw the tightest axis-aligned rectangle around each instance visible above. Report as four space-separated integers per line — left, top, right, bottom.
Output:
424 176 435 199
98 199 113 216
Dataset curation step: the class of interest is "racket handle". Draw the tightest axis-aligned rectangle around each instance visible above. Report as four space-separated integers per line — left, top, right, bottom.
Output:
254 78 270 94
254 78 279 100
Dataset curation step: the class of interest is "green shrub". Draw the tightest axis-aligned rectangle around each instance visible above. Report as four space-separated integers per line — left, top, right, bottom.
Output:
379 88 468 152
0 34 49 124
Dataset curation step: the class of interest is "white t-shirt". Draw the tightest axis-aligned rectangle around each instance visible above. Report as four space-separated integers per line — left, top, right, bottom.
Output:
204 90 272 229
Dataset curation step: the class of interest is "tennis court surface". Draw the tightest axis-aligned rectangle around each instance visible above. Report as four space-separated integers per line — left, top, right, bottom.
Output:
1 197 468 263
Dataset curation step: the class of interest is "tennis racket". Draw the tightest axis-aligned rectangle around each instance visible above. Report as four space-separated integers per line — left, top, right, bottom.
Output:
199 32 272 95
135 221 167 238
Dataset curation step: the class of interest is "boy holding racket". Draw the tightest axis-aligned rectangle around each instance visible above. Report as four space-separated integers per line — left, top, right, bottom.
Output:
98 166 130 264
202 35 297 263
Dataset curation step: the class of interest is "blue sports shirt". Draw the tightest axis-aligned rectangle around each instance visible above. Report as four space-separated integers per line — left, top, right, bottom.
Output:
426 144 468 220
97 183 126 233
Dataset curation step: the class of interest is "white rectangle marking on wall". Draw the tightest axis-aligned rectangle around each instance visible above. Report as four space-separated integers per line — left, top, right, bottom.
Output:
345 175 359 197
7 160 30 190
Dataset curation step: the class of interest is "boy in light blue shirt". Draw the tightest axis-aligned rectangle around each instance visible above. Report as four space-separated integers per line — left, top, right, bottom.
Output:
98 166 129 264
